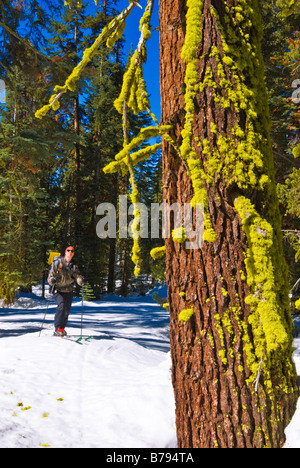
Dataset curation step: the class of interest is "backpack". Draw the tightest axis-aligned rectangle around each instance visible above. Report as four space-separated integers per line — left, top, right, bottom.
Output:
48 251 61 266
48 252 61 294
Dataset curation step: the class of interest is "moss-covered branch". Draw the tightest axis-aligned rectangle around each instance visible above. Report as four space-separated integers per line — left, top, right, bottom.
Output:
114 0 154 116
35 1 142 119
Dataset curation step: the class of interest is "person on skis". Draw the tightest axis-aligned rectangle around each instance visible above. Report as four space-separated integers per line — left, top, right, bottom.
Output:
48 246 84 336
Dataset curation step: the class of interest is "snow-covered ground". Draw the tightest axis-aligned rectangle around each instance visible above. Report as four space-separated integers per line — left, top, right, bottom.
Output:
0 286 176 448
0 285 299 448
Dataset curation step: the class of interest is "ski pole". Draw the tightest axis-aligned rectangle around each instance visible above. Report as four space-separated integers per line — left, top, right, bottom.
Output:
39 284 55 337
80 283 84 339
39 292 51 337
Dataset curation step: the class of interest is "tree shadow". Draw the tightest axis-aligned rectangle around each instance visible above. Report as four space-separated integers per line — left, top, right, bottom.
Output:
0 295 170 352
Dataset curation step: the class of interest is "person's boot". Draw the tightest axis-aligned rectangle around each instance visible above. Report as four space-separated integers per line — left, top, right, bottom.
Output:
54 328 67 337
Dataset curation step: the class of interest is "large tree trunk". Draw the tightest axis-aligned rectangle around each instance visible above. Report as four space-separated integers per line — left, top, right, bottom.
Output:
159 0 298 448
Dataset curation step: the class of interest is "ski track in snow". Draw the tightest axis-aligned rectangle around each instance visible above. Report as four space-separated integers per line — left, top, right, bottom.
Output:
0 287 300 448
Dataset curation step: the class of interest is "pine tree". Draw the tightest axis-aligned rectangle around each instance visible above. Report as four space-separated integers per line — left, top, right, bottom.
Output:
261 0 300 306
0 1 52 302
45 1 88 250
159 0 298 447
82 5 125 295
0 0 82 302
82 281 96 301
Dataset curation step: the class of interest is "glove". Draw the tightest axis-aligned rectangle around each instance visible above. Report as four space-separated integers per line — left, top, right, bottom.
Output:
80 277 85 286
49 279 56 294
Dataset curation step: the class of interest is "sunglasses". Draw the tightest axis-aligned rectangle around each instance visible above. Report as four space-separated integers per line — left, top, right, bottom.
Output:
66 249 74 253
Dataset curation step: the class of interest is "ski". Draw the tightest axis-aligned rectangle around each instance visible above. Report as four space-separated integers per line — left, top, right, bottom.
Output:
53 333 92 344
63 336 83 345
70 336 92 343
76 336 92 342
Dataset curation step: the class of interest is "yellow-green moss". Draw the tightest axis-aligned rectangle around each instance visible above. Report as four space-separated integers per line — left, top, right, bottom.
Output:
179 0 217 243
234 196 290 357
106 18 126 48
103 125 171 175
194 2 274 200
104 143 162 176
150 246 166 260
208 333 215 349
276 0 298 17
102 2 160 277
221 288 228 298
292 144 300 159
196 1 297 398
214 313 228 365
178 308 194 323
35 1 139 119
129 187 142 277
172 227 187 244
35 104 51 119
114 2 153 115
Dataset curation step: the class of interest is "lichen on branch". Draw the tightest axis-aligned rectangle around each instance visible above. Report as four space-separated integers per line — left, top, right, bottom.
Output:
35 1 142 119
114 0 154 116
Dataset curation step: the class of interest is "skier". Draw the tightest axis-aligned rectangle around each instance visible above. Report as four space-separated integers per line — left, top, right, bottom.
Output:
48 246 84 336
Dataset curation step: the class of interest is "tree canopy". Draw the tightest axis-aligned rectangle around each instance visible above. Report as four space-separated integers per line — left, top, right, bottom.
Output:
0 0 298 309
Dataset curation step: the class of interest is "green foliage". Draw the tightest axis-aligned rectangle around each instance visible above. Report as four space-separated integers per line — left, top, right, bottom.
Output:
0 3 64 303
82 282 96 301
260 0 300 303
278 169 300 219
1 0 299 306
275 0 300 16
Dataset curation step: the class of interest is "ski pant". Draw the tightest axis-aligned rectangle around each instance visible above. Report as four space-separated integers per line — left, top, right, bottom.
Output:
54 291 73 330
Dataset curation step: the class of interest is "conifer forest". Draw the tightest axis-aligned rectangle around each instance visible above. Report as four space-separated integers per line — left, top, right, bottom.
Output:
0 0 300 448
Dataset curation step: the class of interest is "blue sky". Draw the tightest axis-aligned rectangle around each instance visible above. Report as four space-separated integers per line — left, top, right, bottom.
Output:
118 0 161 122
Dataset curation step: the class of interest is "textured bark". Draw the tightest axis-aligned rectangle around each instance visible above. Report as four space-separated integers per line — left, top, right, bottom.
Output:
159 0 298 448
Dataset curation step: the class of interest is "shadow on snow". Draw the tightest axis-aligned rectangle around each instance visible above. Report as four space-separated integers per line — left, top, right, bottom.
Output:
0 295 170 353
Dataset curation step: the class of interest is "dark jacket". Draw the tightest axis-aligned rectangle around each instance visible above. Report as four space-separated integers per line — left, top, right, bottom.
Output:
48 256 83 293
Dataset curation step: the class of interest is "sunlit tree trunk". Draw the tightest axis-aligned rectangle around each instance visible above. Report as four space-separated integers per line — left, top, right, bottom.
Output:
159 0 298 448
